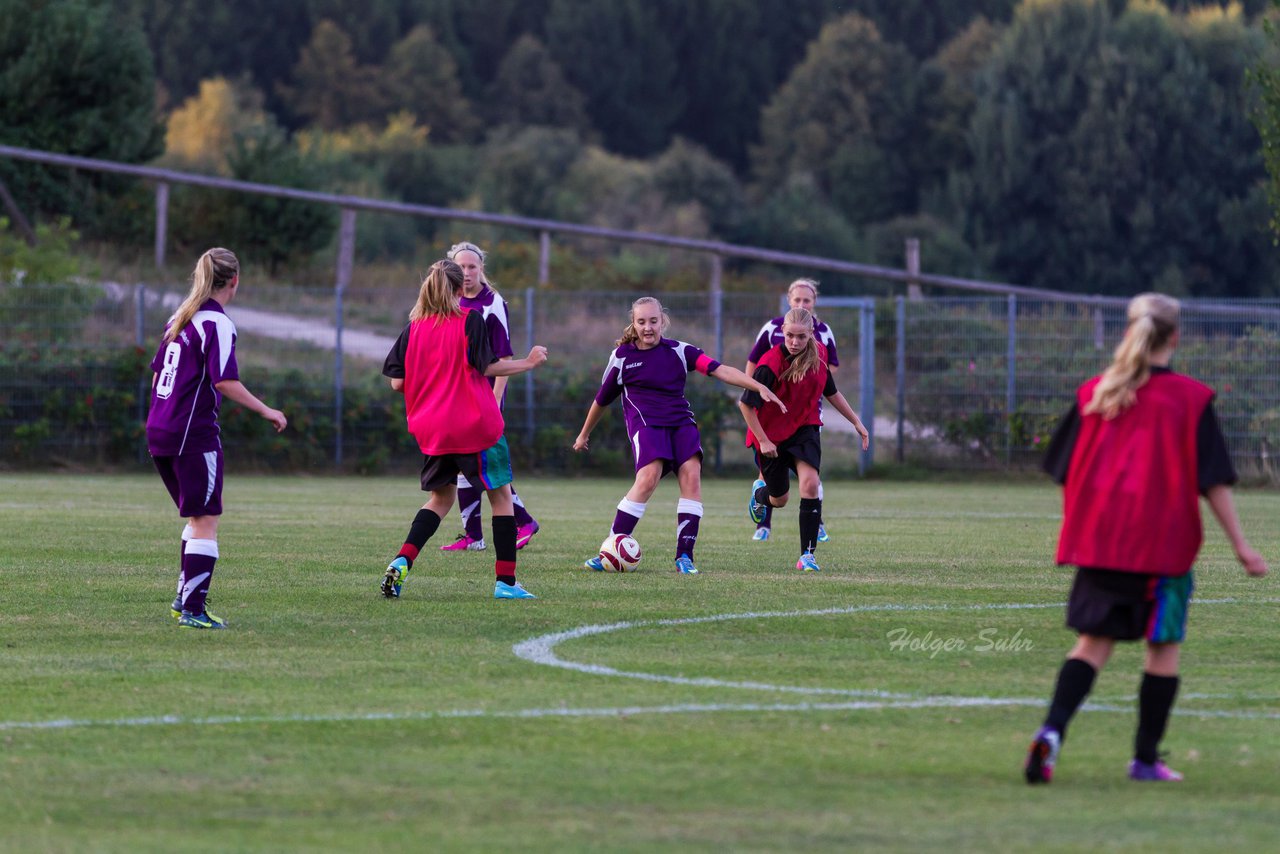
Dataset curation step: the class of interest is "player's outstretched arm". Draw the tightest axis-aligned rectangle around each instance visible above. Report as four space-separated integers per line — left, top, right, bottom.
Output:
214 379 287 433
485 346 547 377
709 364 787 413
574 402 607 452
824 391 869 451
1205 485 1269 577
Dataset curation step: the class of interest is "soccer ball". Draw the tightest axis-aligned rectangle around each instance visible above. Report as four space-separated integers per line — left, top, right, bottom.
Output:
599 533 642 572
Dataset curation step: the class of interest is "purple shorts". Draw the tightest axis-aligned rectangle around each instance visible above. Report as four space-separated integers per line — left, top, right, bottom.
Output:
630 422 703 475
153 450 224 517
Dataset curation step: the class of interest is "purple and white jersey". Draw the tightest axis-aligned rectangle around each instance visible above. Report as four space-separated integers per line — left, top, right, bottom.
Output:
594 338 721 436
747 316 839 366
460 284 514 390
145 298 239 456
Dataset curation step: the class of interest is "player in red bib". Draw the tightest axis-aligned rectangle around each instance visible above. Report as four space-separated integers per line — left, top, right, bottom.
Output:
739 308 868 572
1024 292 1268 785
380 260 548 600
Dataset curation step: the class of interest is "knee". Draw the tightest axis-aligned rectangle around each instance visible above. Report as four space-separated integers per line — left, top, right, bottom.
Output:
771 492 790 508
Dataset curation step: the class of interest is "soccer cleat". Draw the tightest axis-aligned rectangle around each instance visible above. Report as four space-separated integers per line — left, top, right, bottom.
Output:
584 555 606 572
171 599 222 624
675 554 699 575
177 610 227 629
1128 759 1183 782
817 523 830 543
796 553 821 572
748 478 768 525
1025 726 1062 784
515 520 540 550
440 534 486 551
752 527 771 542
494 580 536 599
382 557 409 598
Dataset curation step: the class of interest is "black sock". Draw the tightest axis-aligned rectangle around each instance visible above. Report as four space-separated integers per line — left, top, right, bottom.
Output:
754 485 770 507
799 498 821 554
1045 657 1097 737
493 515 517 585
1135 672 1179 763
401 509 442 567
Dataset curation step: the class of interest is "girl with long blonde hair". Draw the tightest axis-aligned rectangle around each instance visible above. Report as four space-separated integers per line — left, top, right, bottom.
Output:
380 259 548 600
739 308 868 572
1025 292 1268 785
145 248 288 629
574 297 785 575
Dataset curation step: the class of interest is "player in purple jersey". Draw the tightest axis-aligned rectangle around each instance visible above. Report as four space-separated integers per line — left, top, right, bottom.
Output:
145 248 287 629
744 278 838 543
437 241 541 553
573 297 785 574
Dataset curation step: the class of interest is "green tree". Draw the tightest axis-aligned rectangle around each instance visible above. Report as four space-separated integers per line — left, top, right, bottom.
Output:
957 0 1276 296
161 77 281 173
485 34 591 135
751 13 919 226
382 25 479 143
473 126 584 218
0 0 163 221
545 0 682 156
277 19 385 130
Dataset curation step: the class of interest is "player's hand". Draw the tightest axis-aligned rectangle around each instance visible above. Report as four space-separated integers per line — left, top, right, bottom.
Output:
526 345 548 367
1238 544 1269 577
264 408 287 433
759 386 787 414
573 434 589 452
856 424 869 451
759 439 778 458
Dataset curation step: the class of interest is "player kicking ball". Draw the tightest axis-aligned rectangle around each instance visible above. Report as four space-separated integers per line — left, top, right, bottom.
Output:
738 308 868 573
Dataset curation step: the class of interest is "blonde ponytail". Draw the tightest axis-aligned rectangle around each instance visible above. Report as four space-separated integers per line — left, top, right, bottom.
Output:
1085 293 1180 420
779 308 823 382
165 248 238 343
410 260 464 323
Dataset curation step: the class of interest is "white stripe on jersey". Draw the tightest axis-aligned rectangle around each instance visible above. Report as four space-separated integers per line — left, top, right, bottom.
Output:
602 350 626 385
192 310 238 376
480 297 510 337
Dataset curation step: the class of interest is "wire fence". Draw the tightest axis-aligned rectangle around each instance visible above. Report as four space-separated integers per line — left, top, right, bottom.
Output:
3 280 1278 482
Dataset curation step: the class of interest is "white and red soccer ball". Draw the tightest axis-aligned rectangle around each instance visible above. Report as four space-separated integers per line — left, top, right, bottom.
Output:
598 533 642 572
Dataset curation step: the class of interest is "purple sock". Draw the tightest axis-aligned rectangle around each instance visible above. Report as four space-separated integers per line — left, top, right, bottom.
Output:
458 480 484 539
180 539 218 615
513 488 535 527
611 498 646 536
676 499 703 559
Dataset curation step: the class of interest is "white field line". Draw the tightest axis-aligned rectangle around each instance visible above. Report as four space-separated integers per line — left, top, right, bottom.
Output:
4 599 1278 732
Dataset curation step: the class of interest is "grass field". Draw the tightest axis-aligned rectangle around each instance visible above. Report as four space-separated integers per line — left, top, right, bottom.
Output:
1 473 1278 852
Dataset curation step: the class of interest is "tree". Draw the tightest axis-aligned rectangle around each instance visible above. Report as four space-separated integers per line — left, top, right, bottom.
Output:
544 0 683 156
162 77 281 173
1251 0 1280 237
485 34 591 135
956 0 1277 296
277 20 385 130
382 25 479 143
0 0 163 220
751 13 919 226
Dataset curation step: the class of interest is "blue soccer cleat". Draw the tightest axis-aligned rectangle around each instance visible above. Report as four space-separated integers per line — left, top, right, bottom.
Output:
172 598 222 624
752 527 771 542
382 557 410 598
817 523 830 543
796 553 821 572
584 555 606 571
494 580 537 599
748 478 768 525
675 554 699 575
177 610 227 629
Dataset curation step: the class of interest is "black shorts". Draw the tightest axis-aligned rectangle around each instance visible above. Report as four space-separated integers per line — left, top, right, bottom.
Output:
419 437 513 492
1066 567 1194 643
754 425 822 498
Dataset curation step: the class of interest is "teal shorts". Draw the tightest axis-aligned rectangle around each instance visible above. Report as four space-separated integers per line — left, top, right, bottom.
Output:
419 436 513 492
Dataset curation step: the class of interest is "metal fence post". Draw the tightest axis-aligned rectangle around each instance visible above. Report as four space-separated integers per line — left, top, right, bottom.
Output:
525 286 536 445
896 295 905 464
905 237 922 300
1006 294 1017 466
538 231 551 285
710 255 724 473
859 300 875 475
136 284 148 464
333 208 356 468
154 182 169 270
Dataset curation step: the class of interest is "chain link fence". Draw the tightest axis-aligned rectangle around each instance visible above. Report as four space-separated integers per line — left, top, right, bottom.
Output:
3 281 1277 482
